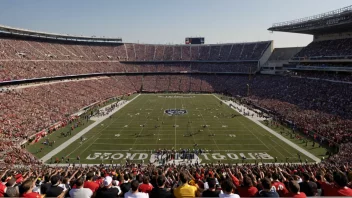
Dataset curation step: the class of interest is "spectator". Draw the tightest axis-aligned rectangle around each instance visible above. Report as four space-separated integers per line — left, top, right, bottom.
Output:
150 175 172 198
219 179 239 198
332 172 352 196
173 172 199 198
40 174 51 195
124 180 149 198
257 178 279 197
271 173 289 197
202 178 220 197
84 171 99 193
111 180 122 196
299 173 317 196
45 175 64 197
288 180 306 198
138 176 153 194
237 176 258 197
69 177 93 198
20 179 40 198
96 176 119 198
4 177 19 197
120 174 132 196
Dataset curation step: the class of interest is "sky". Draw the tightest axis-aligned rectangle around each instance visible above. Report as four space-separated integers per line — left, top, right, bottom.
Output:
0 0 351 47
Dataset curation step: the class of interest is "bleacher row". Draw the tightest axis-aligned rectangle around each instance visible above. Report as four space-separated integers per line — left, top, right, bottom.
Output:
294 37 352 59
0 38 270 62
2 74 352 146
124 42 270 61
291 71 352 82
0 61 258 81
0 37 272 81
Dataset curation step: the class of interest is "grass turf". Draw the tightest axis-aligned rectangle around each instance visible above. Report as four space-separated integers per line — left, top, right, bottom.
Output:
27 94 138 159
260 121 328 160
32 94 321 164
27 120 95 159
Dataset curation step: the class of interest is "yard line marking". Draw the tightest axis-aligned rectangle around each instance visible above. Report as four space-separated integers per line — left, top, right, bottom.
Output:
131 96 160 149
182 97 197 146
211 94 274 150
212 94 321 163
189 96 220 150
40 94 141 162
155 96 168 145
269 139 296 158
92 143 266 146
91 149 271 152
66 95 146 158
97 138 262 140
206 95 270 150
237 119 271 150
174 97 177 149
268 140 287 159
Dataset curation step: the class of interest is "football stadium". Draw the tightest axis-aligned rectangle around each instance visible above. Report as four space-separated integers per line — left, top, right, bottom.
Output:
1 1 352 197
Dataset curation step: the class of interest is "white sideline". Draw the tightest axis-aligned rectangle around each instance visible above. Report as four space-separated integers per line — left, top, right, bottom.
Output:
212 94 321 163
40 94 141 162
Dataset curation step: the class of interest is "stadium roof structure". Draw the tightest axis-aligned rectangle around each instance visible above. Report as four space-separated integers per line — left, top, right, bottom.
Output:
0 24 122 43
268 5 352 35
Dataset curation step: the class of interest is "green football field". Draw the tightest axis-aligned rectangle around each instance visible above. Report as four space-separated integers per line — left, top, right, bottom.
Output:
36 94 323 164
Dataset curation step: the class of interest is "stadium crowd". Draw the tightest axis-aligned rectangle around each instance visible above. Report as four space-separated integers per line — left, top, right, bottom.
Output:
0 76 134 141
0 38 270 81
290 71 352 83
294 38 352 59
1 73 352 166
247 75 352 142
1 35 352 197
125 42 270 61
0 162 352 197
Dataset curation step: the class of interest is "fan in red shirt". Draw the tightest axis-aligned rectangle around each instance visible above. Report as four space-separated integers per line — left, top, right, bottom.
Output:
139 176 153 194
0 182 6 197
237 176 258 197
321 172 352 196
321 181 336 196
288 180 307 198
20 179 41 198
272 173 289 197
225 168 240 187
332 172 352 196
84 171 100 193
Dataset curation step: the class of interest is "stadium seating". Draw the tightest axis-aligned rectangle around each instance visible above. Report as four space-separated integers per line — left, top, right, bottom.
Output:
2 74 351 145
109 42 271 62
1 35 352 191
294 38 352 59
1 160 351 197
291 71 352 82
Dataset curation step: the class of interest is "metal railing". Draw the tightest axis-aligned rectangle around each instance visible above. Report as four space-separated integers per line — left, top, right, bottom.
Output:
271 5 352 28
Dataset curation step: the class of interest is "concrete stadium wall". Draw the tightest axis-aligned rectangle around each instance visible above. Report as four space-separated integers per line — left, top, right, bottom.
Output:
259 41 273 67
314 31 352 41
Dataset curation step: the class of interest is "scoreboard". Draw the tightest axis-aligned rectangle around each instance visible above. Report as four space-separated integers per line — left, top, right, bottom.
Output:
185 37 204 44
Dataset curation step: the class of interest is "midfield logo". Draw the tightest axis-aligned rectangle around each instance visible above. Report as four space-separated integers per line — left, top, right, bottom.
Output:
165 109 187 116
